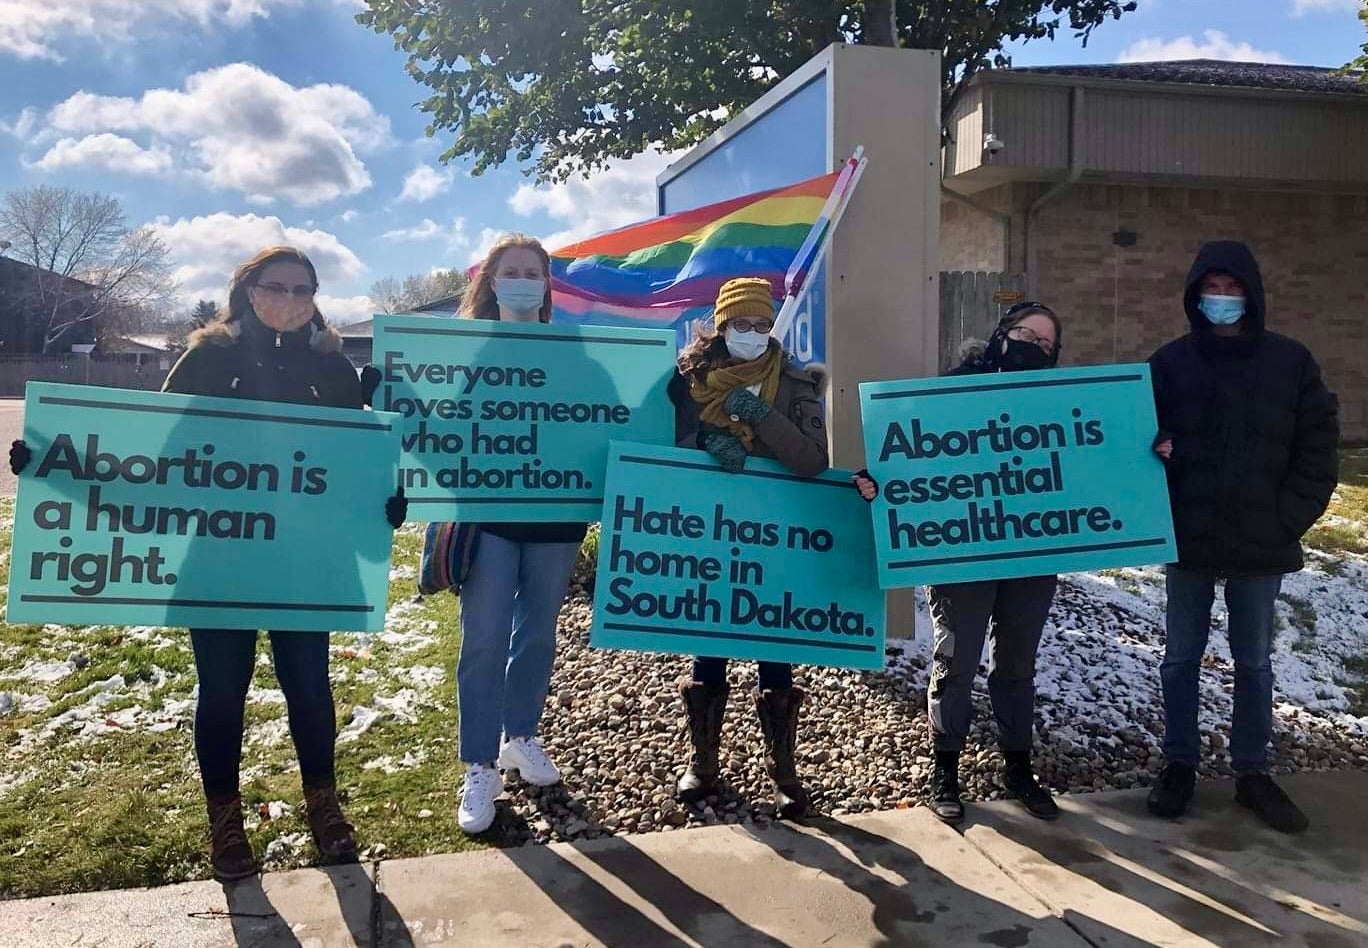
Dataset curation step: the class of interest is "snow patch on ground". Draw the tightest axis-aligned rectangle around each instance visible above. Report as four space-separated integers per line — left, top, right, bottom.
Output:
360 749 427 774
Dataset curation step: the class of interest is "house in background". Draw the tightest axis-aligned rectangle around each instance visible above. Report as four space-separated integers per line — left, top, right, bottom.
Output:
335 294 463 367
0 256 98 355
941 59 1368 440
99 334 175 371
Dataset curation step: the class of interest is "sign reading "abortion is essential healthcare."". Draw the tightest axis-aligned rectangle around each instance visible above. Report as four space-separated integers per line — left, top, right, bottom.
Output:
858 364 1177 587
590 442 886 670
372 315 676 522
6 382 400 632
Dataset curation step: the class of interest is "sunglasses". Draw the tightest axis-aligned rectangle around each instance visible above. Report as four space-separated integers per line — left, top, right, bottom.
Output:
254 282 317 300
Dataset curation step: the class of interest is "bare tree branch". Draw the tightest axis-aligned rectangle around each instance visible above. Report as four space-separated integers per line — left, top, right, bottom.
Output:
0 186 178 353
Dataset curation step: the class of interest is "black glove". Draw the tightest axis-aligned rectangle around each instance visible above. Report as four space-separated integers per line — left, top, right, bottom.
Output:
723 387 771 424
9 440 31 476
701 431 747 474
852 468 879 504
385 485 407 529
360 365 382 408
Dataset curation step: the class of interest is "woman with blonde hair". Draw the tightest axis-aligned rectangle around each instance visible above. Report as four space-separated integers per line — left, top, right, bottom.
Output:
451 234 588 835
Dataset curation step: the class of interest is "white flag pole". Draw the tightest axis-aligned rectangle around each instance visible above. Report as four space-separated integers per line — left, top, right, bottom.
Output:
771 154 868 346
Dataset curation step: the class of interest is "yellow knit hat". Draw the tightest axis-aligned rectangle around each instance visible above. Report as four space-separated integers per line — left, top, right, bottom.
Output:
713 277 775 329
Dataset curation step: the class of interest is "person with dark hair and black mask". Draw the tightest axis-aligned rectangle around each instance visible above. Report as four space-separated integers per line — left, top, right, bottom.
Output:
853 302 1064 824
1146 241 1338 834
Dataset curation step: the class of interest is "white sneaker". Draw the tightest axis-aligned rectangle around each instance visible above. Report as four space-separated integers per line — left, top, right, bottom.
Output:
497 736 561 787
457 763 501 834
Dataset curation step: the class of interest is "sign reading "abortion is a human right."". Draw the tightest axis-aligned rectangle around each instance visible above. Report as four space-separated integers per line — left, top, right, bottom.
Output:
858 364 1176 587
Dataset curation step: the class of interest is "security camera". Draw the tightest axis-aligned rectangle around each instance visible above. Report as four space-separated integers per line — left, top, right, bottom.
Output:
983 135 1005 155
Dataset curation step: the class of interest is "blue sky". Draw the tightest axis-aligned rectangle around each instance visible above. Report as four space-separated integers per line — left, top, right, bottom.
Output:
0 0 1362 324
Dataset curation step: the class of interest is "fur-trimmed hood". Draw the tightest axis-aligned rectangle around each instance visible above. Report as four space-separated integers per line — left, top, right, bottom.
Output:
785 359 828 397
957 338 988 364
186 316 344 355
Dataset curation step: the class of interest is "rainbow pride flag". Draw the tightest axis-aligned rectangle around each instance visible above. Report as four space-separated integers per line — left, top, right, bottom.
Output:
549 171 842 345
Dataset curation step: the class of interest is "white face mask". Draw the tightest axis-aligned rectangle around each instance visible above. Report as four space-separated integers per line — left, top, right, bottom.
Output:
724 327 770 361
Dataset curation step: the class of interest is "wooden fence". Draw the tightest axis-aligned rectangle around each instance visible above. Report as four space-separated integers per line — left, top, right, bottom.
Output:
0 356 170 397
938 271 1026 371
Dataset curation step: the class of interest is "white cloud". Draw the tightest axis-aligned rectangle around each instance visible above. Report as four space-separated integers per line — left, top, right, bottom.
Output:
468 227 502 266
0 107 41 141
36 63 389 206
339 209 359 223
0 1 366 62
1291 0 1359 14
317 293 374 326
381 219 443 242
1118 31 1289 64
507 150 677 251
32 134 173 175
398 164 454 203
146 211 365 304
381 216 472 253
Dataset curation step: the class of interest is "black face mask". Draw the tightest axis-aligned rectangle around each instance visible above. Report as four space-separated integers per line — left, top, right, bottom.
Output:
999 338 1054 372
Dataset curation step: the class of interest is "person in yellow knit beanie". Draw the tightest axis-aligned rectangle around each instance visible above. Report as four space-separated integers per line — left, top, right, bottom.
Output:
664 277 830 819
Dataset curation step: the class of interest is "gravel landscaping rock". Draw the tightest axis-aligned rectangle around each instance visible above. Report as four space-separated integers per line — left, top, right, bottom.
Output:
480 570 1368 846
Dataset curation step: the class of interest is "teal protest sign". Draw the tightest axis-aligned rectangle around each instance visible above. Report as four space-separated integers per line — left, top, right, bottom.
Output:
858 364 1177 587
590 442 886 670
7 382 400 632
372 315 676 522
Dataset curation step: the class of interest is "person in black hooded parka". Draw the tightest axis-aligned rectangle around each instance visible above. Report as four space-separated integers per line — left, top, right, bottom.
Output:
1146 240 1338 834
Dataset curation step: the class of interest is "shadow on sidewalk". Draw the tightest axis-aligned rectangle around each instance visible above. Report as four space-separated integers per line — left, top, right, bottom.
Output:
214 876 303 947
967 783 1368 947
497 840 788 947
577 841 791 947
204 862 416 947
745 815 1100 947
324 861 416 948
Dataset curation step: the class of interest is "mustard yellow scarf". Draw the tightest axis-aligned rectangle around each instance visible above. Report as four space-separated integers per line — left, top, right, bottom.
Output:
689 346 783 450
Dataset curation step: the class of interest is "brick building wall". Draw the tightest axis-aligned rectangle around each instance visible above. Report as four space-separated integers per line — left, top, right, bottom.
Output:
939 192 1007 272
940 183 1368 441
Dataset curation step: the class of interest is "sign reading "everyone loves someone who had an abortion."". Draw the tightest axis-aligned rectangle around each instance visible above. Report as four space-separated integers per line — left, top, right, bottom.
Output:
858 364 1177 587
372 315 676 522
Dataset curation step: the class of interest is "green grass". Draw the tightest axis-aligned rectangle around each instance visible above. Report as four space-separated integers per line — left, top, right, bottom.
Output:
1278 592 1318 635
0 503 486 899
1339 655 1368 719
1305 449 1368 556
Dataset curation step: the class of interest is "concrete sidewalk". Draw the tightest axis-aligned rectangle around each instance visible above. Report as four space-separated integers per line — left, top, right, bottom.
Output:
2 771 1364 947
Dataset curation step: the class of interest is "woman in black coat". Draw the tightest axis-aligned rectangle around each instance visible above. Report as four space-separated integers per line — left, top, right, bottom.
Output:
854 303 1068 825
155 246 407 879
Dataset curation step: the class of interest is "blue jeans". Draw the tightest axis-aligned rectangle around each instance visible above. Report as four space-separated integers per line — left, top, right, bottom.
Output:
1161 566 1282 774
456 533 580 764
190 629 334 799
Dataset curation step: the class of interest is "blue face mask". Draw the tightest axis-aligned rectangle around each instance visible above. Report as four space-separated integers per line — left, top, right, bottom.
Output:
1199 294 1245 326
494 277 546 315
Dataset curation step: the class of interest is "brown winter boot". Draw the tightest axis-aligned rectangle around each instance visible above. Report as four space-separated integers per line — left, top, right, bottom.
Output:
206 794 259 883
303 783 359 864
756 686 809 820
676 679 729 803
